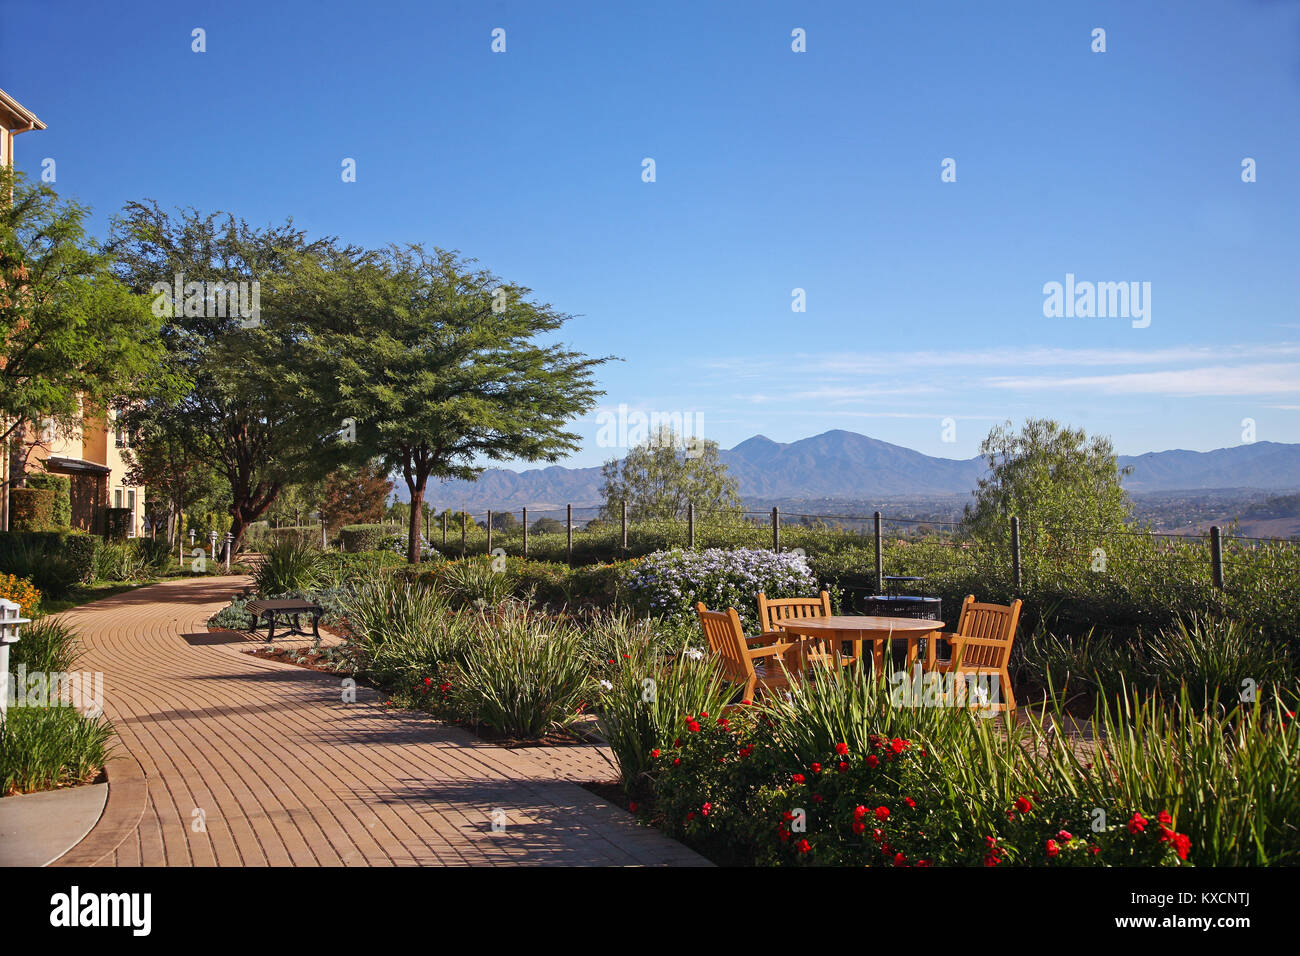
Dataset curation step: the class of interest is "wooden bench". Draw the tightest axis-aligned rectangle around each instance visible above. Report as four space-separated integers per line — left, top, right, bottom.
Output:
244 598 325 646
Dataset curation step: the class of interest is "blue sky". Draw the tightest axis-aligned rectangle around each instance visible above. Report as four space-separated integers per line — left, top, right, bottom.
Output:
3 0 1298 470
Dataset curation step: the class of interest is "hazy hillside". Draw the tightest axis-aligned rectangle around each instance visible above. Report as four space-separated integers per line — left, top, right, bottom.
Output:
406 431 1300 511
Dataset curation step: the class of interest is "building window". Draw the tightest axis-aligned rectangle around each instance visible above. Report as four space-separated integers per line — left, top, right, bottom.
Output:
127 489 137 538
114 413 128 448
114 488 123 509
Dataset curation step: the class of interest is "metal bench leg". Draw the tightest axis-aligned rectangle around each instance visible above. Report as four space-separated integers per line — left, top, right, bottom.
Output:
264 612 276 643
311 611 322 650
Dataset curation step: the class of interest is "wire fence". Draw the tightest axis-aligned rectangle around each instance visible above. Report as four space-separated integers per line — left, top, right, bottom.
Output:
387 500 1300 596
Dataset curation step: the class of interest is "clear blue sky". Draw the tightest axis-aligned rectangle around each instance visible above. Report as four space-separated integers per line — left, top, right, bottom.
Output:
3 0 1298 469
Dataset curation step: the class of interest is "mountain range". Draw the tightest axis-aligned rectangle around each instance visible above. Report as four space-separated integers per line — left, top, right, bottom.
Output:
403 430 1300 510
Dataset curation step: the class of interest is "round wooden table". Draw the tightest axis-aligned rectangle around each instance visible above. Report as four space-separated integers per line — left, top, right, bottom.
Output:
775 615 944 673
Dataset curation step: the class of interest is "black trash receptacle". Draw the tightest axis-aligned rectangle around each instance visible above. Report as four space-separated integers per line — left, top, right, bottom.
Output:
862 594 943 671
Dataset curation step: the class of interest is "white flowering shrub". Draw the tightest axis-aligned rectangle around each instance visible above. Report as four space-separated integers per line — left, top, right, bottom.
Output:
623 548 818 628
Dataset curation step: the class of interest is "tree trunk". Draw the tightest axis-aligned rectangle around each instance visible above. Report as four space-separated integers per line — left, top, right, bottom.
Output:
407 477 428 564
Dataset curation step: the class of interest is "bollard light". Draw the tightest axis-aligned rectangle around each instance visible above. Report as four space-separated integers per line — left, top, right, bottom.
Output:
224 532 234 571
209 530 218 561
0 598 31 723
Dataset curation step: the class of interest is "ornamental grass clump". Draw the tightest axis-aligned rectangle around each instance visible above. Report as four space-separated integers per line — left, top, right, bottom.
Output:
447 603 594 739
592 621 735 797
624 547 818 627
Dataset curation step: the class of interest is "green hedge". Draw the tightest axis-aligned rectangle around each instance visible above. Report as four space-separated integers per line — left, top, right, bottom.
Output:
9 488 55 531
0 530 102 594
24 474 71 528
340 524 396 552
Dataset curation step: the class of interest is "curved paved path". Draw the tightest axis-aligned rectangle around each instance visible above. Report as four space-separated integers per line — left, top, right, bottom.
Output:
50 576 705 867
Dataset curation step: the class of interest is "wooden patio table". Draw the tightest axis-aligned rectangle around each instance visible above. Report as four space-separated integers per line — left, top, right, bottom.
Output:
774 615 945 674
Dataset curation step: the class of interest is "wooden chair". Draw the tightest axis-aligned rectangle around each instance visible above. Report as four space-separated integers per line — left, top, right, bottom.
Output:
924 595 1022 715
756 590 853 667
695 603 803 701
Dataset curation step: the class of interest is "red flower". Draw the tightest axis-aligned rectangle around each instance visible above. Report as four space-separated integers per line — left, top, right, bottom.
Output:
853 806 868 820
795 839 811 854
685 811 695 821
1014 796 1033 814
835 742 850 756
1046 839 1060 858
872 828 883 842
893 852 907 867
852 821 865 834
701 802 712 817
890 738 907 754
700 712 709 718
1128 812 1147 834
866 755 880 769
837 762 849 773
791 773 806 785
685 718 701 733
672 757 681 766
812 794 823 804
650 749 660 759
628 801 638 813
915 859 932 867
903 797 916 808
874 806 890 821
1157 811 1172 827
1057 830 1073 842
810 762 821 774
1172 832 1191 860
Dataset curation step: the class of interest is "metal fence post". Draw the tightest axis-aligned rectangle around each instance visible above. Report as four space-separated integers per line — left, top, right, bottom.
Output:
441 511 447 547
687 502 695 549
486 509 493 556
621 499 628 554
1210 525 1224 589
460 512 467 558
566 504 573 567
1011 516 1022 592
772 506 780 553
522 507 528 558
873 511 883 593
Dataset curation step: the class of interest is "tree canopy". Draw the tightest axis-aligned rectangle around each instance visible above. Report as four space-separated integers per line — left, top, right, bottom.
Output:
108 201 360 546
295 245 608 561
599 426 741 523
0 168 162 477
964 418 1133 547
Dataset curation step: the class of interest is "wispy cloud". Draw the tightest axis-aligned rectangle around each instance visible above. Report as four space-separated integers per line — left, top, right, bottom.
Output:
987 364 1300 397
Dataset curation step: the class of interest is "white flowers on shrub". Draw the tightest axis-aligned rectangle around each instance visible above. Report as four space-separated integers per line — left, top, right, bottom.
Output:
624 548 818 627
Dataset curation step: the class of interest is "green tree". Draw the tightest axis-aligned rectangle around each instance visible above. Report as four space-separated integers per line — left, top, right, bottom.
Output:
109 202 358 548
964 419 1133 549
0 168 162 499
530 516 565 534
599 426 741 522
298 245 608 562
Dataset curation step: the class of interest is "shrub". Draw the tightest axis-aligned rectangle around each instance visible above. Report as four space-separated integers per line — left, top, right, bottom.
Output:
1140 615 1289 709
94 541 148 582
0 536 81 597
0 573 41 618
9 488 55 531
8 617 78 674
24 474 71 528
447 604 594 738
253 537 325 595
313 550 406 591
623 547 818 627
0 706 114 796
434 557 517 609
340 524 394 553
593 619 735 797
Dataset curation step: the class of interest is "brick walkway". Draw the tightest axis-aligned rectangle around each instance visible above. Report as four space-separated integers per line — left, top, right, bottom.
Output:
51 576 706 867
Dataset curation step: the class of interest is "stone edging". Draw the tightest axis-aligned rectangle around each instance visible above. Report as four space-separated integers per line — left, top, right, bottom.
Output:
49 748 147 867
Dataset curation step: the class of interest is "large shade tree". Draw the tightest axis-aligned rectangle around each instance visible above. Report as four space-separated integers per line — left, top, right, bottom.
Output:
0 168 162 509
296 245 608 562
108 202 361 548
